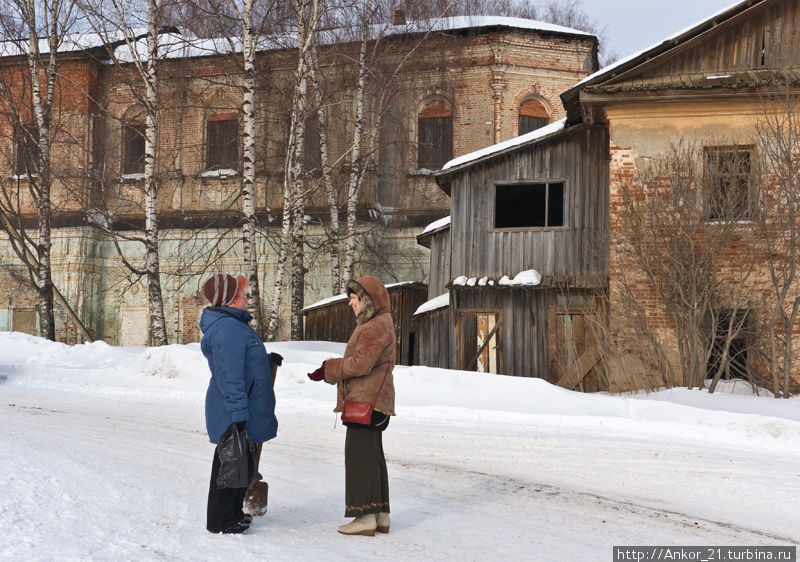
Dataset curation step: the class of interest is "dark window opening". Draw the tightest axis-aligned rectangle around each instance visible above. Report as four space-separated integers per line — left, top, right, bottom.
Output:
518 98 549 135
123 123 145 175
206 115 238 170
303 112 321 174
14 123 40 176
417 100 452 170
705 308 752 381
495 182 564 229
704 146 752 220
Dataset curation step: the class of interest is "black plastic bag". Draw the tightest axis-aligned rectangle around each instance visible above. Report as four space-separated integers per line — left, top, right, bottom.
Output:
216 423 261 489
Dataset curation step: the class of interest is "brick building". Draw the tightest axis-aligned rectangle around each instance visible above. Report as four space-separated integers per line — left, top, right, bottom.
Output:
0 17 597 344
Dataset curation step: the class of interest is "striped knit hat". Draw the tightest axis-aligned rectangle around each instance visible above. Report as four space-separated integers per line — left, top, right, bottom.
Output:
202 273 240 307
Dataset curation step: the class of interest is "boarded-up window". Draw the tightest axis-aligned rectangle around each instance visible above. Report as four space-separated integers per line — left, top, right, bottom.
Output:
14 123 40 176
518 98 549 135
457 310 502 373
206 113 239 170
495 182 564 229
120 308 148 346
12 308 37 335
123 122 145 175
704 146 752 220
417 100 452 170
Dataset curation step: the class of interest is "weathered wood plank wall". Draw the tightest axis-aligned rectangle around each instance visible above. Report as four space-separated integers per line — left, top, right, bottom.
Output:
447 124 609 282
450 288 551 378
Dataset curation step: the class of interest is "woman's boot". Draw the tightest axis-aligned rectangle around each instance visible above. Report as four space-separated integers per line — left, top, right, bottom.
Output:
337 513 377 536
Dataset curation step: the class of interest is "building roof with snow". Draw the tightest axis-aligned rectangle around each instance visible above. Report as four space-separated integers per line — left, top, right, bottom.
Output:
302 281 424 312
439 118 566 176
560 0 768 125
0 16 594 62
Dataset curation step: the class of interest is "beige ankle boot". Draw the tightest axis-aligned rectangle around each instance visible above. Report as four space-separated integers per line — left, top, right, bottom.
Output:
376 512 390 533
337 513 377 536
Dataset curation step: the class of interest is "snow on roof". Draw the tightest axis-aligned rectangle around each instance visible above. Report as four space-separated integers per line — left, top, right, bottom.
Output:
421 215 451 235
302 292 348 312
412 16 593 38
0 30 130 57
413 293 450 316
441 118 566 171
303 281 422 312
451 269 542 288
1 15 592 62
498 269 542 286
571 0 748 90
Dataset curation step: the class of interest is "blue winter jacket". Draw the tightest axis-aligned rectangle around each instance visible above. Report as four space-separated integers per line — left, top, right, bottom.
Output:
200 306 278 444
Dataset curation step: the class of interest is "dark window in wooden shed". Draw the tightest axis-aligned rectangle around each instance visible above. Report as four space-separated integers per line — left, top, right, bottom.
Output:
518 98 549 135
14 123 39 176
495 182 564 229
206 113 239 170
122 122 145 175
704 146 752 221
417 99 452 170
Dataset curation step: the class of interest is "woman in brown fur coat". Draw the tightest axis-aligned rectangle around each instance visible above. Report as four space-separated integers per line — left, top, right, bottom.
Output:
307 275 396 536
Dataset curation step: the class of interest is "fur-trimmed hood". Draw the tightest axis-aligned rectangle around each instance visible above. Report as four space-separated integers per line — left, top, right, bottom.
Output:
345 275 390 325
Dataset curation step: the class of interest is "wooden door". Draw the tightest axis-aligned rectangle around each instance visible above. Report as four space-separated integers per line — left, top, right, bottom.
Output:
550 293 602 391
457 309 503 373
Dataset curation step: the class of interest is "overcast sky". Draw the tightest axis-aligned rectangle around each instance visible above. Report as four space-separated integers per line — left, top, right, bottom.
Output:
579 0 741 63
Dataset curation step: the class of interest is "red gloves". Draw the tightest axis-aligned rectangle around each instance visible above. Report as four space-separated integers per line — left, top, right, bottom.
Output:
307 363 325 381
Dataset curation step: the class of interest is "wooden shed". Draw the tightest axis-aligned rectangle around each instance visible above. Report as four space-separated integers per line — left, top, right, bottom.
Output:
303 281 428 366
415 122 609 389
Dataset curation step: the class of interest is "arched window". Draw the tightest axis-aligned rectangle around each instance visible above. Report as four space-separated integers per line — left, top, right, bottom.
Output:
518 98 549 135
206 111 239 170
14 122 39 176
122 120 145 175
417 99 452 170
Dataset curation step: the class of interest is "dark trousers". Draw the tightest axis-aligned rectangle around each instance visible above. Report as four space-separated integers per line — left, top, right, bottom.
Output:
344 426 390 517
207 445 247 532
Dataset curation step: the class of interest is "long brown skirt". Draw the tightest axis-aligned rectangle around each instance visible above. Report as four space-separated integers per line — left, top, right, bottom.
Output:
344 425 390 517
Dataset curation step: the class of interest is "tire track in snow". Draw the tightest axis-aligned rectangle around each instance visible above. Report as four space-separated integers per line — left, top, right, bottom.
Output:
391 456 799 545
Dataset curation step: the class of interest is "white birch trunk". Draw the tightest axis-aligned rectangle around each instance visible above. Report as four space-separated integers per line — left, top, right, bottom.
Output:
144 0 168 346
265 0 317 340
309 42 341 295
240 0 263 333
23 0 56 340
342 0 371 285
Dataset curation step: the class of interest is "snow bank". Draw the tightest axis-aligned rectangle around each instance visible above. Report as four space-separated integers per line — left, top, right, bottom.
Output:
2 332 799 455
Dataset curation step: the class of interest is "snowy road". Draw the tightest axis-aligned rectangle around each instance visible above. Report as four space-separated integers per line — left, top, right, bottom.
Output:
3 392 798 560
1 334 798 560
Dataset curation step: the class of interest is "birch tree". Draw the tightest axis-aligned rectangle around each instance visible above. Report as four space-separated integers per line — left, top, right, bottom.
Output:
0 0 79 340
78 0 169 345
208 0 280 334
264 0 319 340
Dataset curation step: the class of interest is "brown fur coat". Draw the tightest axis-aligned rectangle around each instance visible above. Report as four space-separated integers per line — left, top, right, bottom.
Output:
323 276 396 415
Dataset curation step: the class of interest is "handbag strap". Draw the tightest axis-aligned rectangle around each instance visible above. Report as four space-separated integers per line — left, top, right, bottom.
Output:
369 363 392 406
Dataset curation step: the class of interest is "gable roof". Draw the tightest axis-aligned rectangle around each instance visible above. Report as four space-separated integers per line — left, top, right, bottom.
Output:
560 0 771 124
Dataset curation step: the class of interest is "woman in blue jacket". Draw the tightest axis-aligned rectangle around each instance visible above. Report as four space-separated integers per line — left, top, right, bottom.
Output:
200 273 278 534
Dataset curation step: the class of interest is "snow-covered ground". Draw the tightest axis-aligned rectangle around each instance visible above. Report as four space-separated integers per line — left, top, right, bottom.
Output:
1 332 798 560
